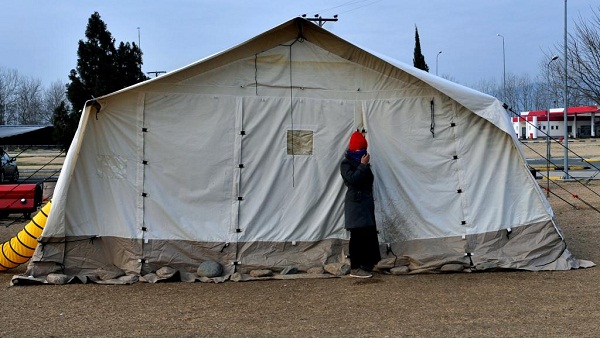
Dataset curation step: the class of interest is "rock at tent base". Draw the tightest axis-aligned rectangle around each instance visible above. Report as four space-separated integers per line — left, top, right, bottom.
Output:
324 262 350 276
47 273 69 285
376 257 396 269
440 264 465 272
117 275 139 284
230 272 246 282
156 266 177 279
249 269 273 277
94 265 125 281
390 266 410 275
197 260 223 278
307 267 325 274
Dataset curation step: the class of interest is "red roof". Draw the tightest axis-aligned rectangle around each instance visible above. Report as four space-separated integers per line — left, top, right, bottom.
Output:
512 105 599 122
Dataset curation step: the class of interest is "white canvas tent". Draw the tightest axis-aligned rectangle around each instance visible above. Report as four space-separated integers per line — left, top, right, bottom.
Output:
20 18 591 283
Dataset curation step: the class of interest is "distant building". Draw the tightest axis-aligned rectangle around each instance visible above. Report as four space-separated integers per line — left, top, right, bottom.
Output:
512 105 599 139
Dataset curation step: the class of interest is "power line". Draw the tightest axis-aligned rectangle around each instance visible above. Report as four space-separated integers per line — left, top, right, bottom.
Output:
337 0 385 14
304 0 385 17
305 0 377 16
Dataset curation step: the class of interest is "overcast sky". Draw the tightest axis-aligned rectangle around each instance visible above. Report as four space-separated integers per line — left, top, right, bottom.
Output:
1 1 598 88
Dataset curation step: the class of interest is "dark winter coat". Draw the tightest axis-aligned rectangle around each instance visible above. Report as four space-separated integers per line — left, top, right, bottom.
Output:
340 155 376 230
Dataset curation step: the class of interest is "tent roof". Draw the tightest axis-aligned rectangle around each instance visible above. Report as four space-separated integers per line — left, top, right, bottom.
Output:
94 18 510 135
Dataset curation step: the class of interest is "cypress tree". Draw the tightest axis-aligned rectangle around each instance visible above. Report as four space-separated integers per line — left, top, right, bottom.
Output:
413 26 429 72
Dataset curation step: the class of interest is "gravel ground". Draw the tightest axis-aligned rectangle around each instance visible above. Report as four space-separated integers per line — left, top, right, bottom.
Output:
0 144 599 337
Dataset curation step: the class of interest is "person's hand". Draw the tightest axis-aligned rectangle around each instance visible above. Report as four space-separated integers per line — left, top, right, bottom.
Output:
361 153 370 165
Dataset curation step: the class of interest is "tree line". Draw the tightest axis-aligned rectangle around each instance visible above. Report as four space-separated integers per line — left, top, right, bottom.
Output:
0 69 66 126
2 9 600 149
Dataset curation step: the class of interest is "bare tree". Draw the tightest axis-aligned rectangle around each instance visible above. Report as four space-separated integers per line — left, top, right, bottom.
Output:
548 6 600 107
544 52 592 108
502 73 521 111
539 56 564 109
440 74 459 83
1 69 68 126
42 80 68 125
515 74 542 112
473 73 548 113
15 76 44 125
0 68 19 125
472 77 501 100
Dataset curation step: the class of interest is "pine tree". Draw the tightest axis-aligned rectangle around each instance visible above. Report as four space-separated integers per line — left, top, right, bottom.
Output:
66 12 147 114
116 42 147 86
51 101 76 150
61 12 148 148
413 26 429 72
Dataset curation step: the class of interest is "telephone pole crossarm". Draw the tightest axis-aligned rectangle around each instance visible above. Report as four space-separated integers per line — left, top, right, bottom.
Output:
147 71 167 78
302 14 338 27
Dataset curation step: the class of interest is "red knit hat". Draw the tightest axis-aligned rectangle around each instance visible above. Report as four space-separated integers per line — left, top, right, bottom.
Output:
348 131 368 151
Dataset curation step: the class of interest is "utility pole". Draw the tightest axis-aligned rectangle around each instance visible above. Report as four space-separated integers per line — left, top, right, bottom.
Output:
301 14 338 27
147 71 166 78
497 34 506 101
546 55 559 197
563 0 570 180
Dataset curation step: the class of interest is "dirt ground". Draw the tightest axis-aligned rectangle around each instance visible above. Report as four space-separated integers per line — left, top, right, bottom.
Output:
0 145 599 337
521 138 600 159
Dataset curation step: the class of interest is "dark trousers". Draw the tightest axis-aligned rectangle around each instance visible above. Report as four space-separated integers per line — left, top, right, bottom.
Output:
349 227 381 270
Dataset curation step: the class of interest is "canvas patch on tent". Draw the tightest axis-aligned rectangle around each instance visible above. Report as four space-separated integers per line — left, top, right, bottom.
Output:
287 130 313 155
96 155 127 179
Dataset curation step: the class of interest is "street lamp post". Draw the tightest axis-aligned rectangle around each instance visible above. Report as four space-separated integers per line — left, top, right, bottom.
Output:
563 0 570 179
436 51 442 76
497 34 506 101
547 56 559 197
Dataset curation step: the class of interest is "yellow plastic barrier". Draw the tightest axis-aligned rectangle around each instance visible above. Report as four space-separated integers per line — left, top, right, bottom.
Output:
0 201 51 271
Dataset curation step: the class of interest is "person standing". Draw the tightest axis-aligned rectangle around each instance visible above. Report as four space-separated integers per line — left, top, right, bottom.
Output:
340 131 381 278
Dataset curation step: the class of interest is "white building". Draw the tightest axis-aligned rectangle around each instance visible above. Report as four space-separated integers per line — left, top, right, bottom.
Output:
512 105 600 139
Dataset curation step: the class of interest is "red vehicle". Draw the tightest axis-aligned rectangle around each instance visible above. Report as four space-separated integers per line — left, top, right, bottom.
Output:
0 183 42 218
